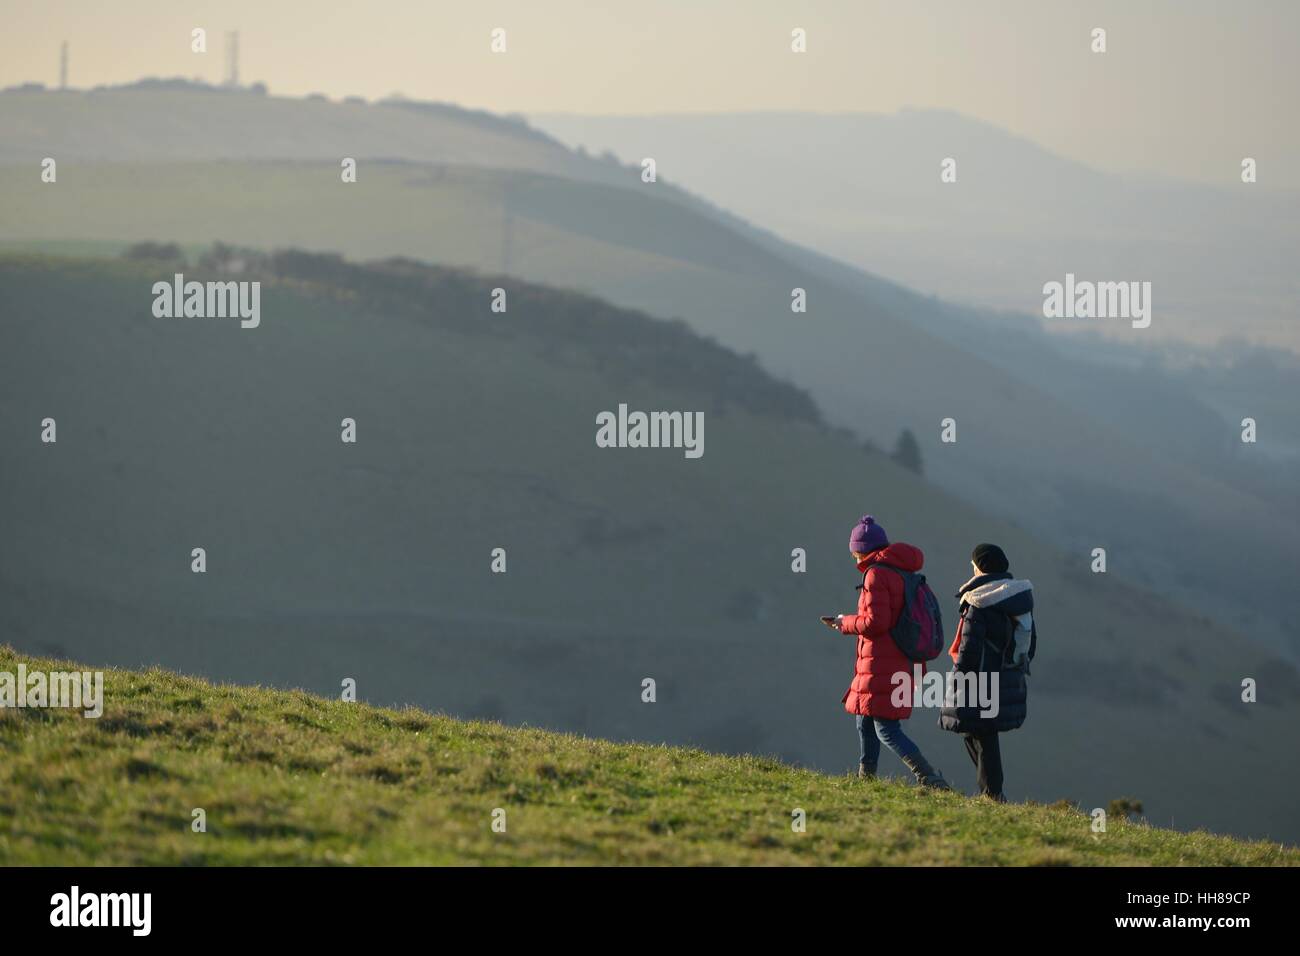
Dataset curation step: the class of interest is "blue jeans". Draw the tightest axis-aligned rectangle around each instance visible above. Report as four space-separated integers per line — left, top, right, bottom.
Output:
857 715 921 770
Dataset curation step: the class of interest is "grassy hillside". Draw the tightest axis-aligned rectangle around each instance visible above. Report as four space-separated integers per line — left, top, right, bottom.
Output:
0 85 611 183
1 647 1292 866
2 253 1298 847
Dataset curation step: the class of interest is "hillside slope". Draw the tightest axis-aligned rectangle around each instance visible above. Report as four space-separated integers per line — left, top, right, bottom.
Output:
1 647 1293 866
2 139 1294 655
0 85 619 185
532 109 1300 352
2 253 1298 845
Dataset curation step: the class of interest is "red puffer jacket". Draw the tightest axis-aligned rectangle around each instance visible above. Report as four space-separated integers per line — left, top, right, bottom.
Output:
838 542 925 719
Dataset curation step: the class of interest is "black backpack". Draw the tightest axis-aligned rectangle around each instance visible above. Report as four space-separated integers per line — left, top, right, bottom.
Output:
966 604 1035 673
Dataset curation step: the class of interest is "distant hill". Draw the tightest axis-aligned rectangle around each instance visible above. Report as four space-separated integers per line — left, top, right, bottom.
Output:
3 646 1295 865
3 84 1299 664
2 252 1298 845
0 82 605 180
2 140 1294 657
531 109 1300 354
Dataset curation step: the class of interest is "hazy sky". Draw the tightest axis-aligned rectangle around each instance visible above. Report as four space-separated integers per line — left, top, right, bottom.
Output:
4 0 1298 187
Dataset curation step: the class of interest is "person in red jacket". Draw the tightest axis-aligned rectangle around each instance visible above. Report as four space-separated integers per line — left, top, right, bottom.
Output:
822 515 950 789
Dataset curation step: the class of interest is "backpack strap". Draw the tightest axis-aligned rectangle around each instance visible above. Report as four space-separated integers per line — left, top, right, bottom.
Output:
958 602 998 653
977 607 1018 667
857 562 905 593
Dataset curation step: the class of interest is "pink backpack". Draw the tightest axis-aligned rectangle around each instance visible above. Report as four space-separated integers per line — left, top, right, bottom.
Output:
865 563 945 662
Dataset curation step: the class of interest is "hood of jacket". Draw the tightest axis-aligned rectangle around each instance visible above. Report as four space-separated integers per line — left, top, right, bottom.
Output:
959 572 1034 616
856 542 924 575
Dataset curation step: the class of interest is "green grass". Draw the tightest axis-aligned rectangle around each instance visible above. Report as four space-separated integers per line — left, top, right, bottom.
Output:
1 647 1293 866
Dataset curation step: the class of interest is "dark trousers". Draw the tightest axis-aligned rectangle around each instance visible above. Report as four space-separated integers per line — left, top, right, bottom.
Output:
962 731 1004 798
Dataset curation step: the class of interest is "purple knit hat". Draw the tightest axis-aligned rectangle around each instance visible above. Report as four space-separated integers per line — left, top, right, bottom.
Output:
849 515 888 554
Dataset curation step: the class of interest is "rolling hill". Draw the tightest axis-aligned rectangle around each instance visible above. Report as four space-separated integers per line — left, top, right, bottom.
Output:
1 252 1297 845
2 646 1294 866
2 85 1294 661
533 108 1300 352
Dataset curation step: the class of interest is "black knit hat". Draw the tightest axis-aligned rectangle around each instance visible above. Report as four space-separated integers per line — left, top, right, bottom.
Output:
971 543 1009 574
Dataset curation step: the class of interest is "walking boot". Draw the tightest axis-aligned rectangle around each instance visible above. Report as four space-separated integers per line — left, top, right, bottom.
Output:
857 762 877 780
901 753 951 791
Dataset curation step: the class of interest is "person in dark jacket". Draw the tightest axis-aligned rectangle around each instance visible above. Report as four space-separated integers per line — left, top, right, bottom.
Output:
823 515 950 789
938 543 1036 801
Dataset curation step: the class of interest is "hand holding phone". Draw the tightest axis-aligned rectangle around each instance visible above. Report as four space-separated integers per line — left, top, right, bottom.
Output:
820 615 839 629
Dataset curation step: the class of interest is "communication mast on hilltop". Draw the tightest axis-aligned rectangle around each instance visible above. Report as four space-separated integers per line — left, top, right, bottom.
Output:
501 188 514 276
59 41 68 89
225 31 240 87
